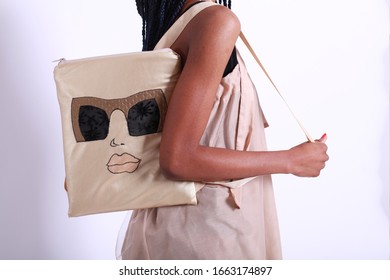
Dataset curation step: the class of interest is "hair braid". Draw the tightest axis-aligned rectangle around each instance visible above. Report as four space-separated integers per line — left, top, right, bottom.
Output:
135 0 186 51
218 0 231 9
135 0 232 51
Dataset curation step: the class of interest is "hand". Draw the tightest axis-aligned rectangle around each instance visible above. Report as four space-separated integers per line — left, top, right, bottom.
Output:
287 133 329 177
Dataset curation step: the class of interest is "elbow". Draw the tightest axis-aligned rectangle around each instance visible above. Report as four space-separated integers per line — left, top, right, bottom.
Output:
159 148 191 181
159 156 180 181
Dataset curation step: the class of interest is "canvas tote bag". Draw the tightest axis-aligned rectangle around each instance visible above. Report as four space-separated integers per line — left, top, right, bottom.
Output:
54 7 208 217
54 2 312 217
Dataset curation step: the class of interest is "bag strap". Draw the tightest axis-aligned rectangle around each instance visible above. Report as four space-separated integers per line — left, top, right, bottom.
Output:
155 1 314 142
239 32 314 142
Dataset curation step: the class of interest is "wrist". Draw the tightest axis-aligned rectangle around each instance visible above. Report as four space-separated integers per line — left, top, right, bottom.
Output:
282 150 293 175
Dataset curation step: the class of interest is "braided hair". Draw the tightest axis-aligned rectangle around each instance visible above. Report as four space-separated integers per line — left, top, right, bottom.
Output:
136 0 232 51
217 0 231 9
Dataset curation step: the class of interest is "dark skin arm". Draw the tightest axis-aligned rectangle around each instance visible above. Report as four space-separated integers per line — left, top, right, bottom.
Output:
159 3 329 182
65 2 328 191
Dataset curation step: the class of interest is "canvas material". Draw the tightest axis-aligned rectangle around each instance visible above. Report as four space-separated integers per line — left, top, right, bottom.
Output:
54 48 198 217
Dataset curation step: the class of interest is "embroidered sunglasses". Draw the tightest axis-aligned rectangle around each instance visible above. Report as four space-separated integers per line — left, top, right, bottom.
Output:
71 89 167 142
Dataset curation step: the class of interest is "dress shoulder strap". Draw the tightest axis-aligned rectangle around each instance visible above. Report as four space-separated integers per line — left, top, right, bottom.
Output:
154 2 217 50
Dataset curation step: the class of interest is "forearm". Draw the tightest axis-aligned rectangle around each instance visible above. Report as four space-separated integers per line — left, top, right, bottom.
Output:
160 144 290 182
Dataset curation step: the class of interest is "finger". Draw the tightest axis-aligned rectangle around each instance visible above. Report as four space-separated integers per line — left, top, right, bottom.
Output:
316 133 327 143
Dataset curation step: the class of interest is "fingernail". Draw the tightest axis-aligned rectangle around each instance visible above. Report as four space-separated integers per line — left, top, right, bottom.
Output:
320 133 328 142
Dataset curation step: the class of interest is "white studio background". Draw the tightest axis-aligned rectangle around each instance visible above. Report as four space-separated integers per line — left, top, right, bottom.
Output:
0 0 388 260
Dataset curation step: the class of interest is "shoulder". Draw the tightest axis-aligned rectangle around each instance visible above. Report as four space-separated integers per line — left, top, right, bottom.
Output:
200 4 240 25
173 4 240 60
190 5 241 38
190 5 240 56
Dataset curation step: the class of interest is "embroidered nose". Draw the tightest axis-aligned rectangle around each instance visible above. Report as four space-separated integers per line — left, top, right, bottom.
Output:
110 138 124 147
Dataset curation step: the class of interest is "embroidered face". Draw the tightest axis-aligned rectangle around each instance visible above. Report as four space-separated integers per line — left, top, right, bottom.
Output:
70 89 167 174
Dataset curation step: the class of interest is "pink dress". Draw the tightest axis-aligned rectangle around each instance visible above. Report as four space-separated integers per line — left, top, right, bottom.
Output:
118 3 282 260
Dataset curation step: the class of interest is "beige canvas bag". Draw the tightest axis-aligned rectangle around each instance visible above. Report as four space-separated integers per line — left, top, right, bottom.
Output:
54 2 312 217
55 48 201 217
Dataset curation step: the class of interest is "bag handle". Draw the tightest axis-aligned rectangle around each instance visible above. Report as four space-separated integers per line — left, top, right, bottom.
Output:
239 31 314 142
156 0 314 142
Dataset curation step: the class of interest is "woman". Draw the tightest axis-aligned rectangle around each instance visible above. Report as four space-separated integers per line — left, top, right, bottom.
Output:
119 0 329 259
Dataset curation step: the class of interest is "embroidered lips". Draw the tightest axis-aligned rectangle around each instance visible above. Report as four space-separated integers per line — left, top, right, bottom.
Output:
106 153 141 174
